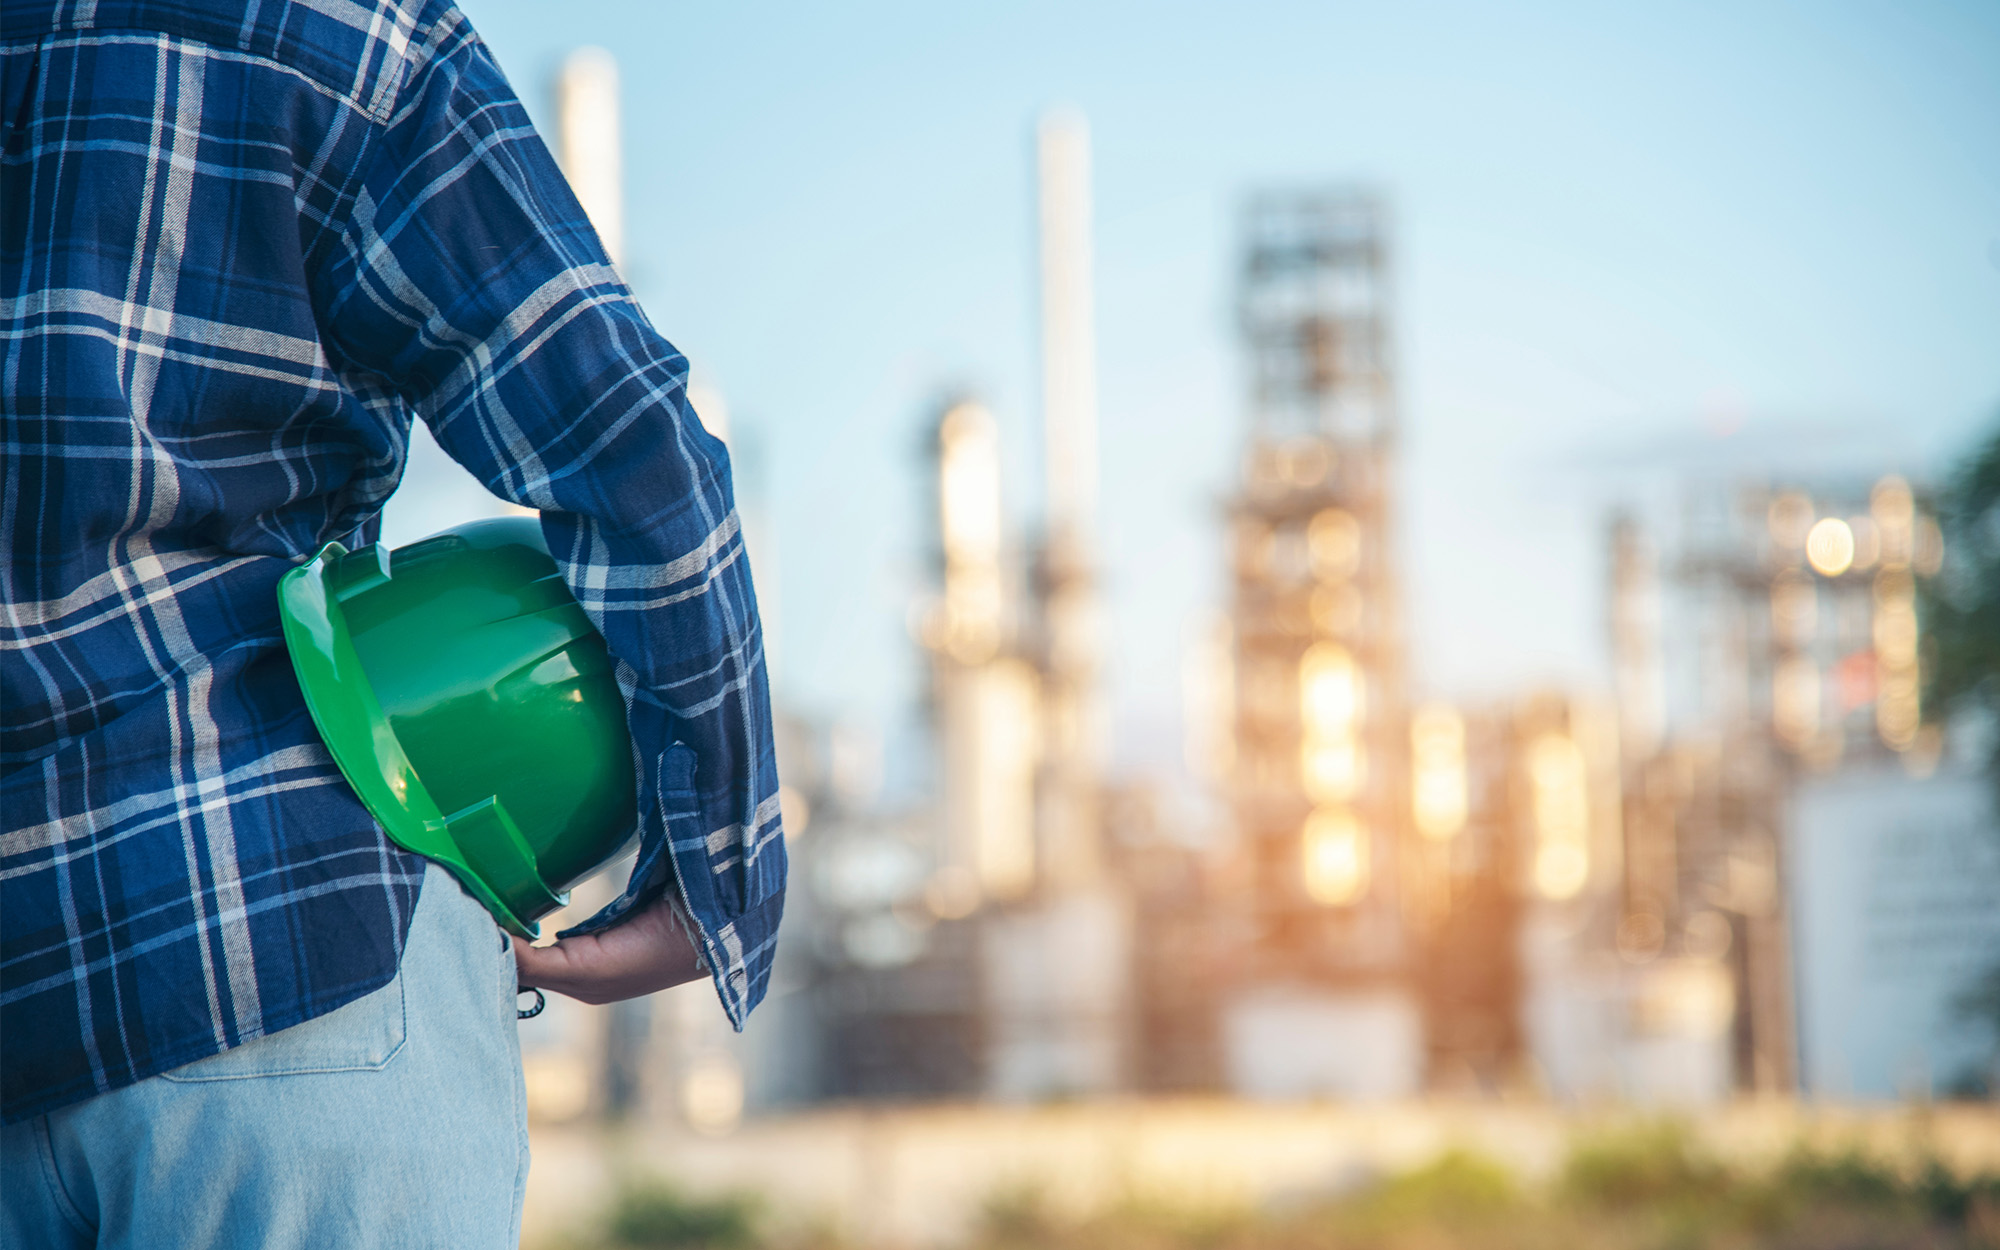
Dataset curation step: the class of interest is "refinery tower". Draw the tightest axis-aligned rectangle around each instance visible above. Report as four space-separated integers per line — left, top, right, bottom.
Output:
1218 192 1420 1099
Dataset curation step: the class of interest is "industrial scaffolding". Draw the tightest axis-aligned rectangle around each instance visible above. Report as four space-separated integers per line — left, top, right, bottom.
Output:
1226 191 1410 980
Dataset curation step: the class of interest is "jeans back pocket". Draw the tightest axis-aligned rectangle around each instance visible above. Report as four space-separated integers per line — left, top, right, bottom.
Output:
159 972 407 1082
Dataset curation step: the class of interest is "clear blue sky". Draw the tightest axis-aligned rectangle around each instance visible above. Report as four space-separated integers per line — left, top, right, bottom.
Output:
396 0 2000 784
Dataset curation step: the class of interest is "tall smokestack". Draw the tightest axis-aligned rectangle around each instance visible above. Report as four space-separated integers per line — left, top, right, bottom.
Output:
554 47 624 267
1036 113 1098 555
972 113 1127 1104
1032 110 1103 891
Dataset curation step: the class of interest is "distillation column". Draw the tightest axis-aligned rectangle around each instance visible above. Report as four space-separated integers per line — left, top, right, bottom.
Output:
1033 112 1106 892
1219 191 1420 1100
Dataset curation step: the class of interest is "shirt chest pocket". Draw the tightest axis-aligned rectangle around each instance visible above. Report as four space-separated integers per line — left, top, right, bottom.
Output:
159 972 407 1082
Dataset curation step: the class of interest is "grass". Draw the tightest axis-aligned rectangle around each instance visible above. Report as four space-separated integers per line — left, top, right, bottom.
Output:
963 1127 2000 1250
540 1124 2000 1250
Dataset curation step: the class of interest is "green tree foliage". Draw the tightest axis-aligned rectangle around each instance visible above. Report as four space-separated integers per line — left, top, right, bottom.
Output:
1922 414 2000 1086
1924 416 2000 771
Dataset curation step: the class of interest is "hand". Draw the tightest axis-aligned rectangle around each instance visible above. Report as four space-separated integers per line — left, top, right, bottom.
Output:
513 892 706 1005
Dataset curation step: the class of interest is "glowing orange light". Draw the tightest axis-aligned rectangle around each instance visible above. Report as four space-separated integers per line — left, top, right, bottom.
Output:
1528 733 1588 899
1300 735 1364 803
1805 517 1855 576
1410 703 1467 841
1299 643 1362 735
1301 807 1368 906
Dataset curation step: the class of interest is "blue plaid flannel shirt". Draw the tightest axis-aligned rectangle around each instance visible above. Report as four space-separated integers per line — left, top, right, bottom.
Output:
1 0 785 1123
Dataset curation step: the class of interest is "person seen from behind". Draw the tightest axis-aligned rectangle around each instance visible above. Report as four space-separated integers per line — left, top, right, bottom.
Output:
0 2 786 1245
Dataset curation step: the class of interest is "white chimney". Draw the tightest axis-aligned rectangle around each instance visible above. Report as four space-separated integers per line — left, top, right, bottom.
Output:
1036 112 1098 553
554 47 624 267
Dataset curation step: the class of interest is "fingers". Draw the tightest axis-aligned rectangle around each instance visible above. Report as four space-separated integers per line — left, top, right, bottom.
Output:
511 938 579 992
511 896 705 1006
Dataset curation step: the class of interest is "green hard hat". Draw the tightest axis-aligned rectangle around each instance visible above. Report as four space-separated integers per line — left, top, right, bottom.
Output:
277 516 638 938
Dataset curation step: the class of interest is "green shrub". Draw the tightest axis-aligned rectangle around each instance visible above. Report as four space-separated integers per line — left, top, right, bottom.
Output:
607 1182 759 1249
1562 1121 1730 1210
1347 1149 1521 1228
980 1184 1064 1248
1770 1147 1909 1212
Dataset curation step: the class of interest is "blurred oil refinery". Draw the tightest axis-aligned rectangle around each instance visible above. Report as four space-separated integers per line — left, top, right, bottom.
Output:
479 50 2000 1138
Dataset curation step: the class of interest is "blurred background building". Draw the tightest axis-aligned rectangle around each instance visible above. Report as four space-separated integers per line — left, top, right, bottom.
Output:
382 28 2000 1140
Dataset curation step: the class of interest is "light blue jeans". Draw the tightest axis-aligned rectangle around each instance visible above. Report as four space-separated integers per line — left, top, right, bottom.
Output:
1 864 529 1248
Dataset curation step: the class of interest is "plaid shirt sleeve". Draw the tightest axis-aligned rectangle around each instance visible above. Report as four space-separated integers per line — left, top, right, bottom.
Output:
315 15 785 1023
